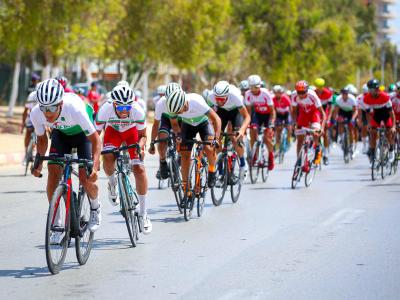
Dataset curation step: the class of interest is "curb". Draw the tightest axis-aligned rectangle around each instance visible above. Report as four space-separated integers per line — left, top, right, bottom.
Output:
0 152 25 167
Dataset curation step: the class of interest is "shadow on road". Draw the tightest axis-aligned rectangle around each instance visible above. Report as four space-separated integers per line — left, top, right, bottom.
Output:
0 263 79 278
0 174 27 178
91 238 139 250
0 190 46 194
367 183 400 187
327 178 370 183
249 186 292 191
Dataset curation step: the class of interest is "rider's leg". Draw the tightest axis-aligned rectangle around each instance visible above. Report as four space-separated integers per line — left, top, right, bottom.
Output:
24 128 33 151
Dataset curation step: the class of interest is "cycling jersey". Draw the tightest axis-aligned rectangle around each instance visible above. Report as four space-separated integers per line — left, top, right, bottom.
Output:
315 88 333 106
173 93 210 126
390 93 400 122
273 94 291 115
95 101 146 132
30 93 96 137
364 92 393 128
291 90 322 128
153 95 162 106
335 94 357 112
245 88 273 114
155 97 176 121
135 97 147 113
357 94 368 110
208 85 244 111
25 91 38 128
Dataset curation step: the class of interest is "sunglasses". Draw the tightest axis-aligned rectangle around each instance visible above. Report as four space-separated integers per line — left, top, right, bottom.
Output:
115 105 132 112
39 104 59 113
215 96 227 102
297 91 307 95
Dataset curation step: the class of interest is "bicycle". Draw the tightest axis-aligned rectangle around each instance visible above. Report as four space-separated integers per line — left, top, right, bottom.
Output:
24 132 37 176
211 133 242 206
33 154 94 275
278 127 289 164
391 125 400 175
340 122 352 164
153 132 184 213
182 140 211 221
371 125 390 181
248 126 269 184
291 128 320 189
101 144 143 247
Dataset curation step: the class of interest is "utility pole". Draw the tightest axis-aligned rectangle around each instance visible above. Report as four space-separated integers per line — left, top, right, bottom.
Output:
394 45 398 82
381 47 386 85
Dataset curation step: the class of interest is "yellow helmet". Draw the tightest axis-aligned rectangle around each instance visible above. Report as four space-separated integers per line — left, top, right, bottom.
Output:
379 85 385 92
314 78 325 88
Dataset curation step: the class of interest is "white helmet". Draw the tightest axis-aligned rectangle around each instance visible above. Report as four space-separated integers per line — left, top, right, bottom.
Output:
117 80 130 87
27 91 37 103
346 84 358 95
165 82 181 98
273 85 284 94
36 79 64 106
248 75 262 87
157 85 167 96
362 84 368 93
135 90 142 98
239 80 249 90
111 84 134 105
166 89 186 114
213 80 230 97
202 89 211 101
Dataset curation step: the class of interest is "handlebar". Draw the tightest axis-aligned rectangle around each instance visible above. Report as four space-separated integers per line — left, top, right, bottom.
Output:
295 128 321 136
101 143 143 161
33 154 93 178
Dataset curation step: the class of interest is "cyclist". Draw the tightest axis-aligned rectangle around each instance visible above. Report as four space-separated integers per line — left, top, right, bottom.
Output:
55 75 74 93
239 80 249 98
27 73 40 95
389 82 400 143
134 89 147 113
153 85 166 107
166 89 221 191
292 80 326 163
21 91 38 159
208 80 250 179
245 74 276 170
272 85 292 154
30 79 102 236
87 82 102 119
314 78 333 165
333 87 358 155
357 84 369 154
364 79 396 163
149 82 182 179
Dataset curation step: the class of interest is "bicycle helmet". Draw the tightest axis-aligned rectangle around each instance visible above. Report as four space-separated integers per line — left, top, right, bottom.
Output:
166 89 186 114
295 80 309 92
157 85 167 96
367 79 380 90
111 84 134 105
314 78 325 88
165 82 181 98
273 85 284 94
239 80 249 91
36 79 64 106
248 75 262 87
213 81 230 97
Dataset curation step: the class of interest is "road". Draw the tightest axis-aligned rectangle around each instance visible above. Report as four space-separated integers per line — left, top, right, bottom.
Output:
0 144 399 300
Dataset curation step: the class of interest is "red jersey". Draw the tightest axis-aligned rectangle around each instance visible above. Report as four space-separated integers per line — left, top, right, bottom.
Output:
273 94 291 114
363 91 392 110
291 90 322 115
315 88 333 106
87 89 101 113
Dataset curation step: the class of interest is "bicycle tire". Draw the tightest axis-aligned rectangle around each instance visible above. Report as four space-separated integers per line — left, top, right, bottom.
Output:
211 154 227 206
305 163 317 187
169 159 183 213
119 173 138 247
45 185 69 275
197 164 208 217
230 154 242 203
75 189 94 265
184 161 196 221
371 148 380 181
291 156 302 189
249 143 260 184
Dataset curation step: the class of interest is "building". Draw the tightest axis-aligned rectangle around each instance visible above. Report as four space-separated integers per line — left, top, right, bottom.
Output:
365 0 396 44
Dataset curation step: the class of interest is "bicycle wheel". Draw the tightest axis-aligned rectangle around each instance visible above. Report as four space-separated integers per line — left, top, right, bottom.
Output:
279 130 287 164
75 189 94 265
184 160 196 221
371 147 380 181
45 185 69 275
119 173 138 247
291 155 302 189
169 159 183 213
343 129 350 164
197 164 208 217
305 162 317 187
261 145 269 183
381 144 389 180
230 154 242 203
24 140 34 176
211 154 227 206
249 143 260 184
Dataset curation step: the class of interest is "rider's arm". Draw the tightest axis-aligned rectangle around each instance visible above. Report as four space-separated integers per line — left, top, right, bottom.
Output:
351 106 358 122
208 109 221 139
170 118 181 136
332 106 339 120
137 128 147 150
87 132 101 171
37 134 48 156
238 106 250 135
246 105 252 116
318 106 327 130
21 107 28 127
150 119 160 143
269 105 276 125
292 106 298 126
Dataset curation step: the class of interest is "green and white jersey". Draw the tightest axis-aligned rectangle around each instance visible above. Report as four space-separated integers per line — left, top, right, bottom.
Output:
207 84 244 111
31 93 96 136
95 101 146 132
155 97 177 120
174 93 210 126
335 94 357 112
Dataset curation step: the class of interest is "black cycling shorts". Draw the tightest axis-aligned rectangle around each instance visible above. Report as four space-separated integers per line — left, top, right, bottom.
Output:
180 121 214 151
159 114 172 134
216 107 243 132
251 112 270 128
49 129 91 166
276 113 290 126
361 110 368 126
338 110 353 122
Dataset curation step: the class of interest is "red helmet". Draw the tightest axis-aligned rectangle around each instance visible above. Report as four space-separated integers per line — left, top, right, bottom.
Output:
55 75 68 89
295 80 309 92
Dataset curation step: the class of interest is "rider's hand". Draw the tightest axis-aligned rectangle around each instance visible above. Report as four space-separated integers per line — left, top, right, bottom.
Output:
32 163 43 177
88 168 98 182
148 143 155 155
235 131 244 141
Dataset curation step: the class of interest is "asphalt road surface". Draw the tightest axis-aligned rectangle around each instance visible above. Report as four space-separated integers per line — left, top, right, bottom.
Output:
0 143 399 300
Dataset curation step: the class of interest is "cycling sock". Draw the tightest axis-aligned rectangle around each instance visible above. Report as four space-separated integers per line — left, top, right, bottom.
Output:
108 173 117 186
239 156 246 167
208 164 216 173
138 194 146 216
90 197 100 210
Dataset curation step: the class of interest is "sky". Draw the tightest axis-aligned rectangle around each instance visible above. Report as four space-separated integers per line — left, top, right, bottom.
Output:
390 0 400 47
